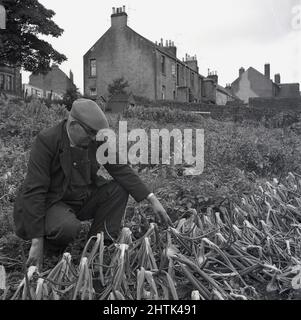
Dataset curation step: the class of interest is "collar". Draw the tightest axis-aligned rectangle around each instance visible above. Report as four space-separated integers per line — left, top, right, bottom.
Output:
66 121 76 147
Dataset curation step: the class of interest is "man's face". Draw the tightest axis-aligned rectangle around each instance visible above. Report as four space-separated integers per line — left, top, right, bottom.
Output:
68 121 98 147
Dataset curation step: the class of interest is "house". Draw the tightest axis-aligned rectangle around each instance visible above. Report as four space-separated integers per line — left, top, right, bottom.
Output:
0 64 22 96
204 71 239 105
28 64 76 99
84 6 219 104
107 93 135 113
23 83 63 100
231 64 300 103
216 85 238 105
23 84 44 99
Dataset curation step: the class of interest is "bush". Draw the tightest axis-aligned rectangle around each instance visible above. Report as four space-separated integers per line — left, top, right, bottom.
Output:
0 99 68 209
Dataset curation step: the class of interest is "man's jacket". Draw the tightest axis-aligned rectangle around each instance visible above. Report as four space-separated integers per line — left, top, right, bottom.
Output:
13 120 151 240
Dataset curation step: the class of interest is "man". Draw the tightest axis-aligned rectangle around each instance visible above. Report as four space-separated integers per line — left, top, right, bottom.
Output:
13 98 172 269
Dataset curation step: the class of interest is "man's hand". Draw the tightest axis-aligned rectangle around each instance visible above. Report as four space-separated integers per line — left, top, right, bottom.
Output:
147 193 173 227
26 238 44 271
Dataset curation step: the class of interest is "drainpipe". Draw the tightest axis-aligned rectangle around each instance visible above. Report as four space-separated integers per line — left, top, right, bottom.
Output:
154 48 157 101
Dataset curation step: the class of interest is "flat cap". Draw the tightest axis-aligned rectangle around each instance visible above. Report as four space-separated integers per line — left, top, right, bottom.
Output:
70 99 109 131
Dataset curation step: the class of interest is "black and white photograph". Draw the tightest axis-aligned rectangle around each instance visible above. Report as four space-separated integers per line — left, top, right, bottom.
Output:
0 0 301 308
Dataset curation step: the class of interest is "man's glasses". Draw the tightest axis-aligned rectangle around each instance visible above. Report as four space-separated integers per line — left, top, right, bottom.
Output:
73 120 98 138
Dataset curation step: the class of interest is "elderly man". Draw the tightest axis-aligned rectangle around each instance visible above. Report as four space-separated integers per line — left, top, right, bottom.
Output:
13 99 171 268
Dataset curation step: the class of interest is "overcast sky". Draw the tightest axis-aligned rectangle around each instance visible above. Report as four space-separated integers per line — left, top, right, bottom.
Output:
23 0 301 93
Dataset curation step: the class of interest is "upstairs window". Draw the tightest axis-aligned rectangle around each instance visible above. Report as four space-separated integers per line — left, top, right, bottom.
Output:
171 63 176 77
176 64 180 86
90 59 97 77
191 72 194 88
161 55 166 74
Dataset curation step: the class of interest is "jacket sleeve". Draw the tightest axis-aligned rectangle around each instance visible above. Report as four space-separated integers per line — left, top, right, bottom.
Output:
104 163 151 202
22 134 53 239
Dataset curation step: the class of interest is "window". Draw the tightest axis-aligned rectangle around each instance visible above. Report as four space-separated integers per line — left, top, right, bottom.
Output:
90 88 97 96
161 55 166 74
161 85 166 100
6 75 13 91
0 74 4 90
191 72 194 88
173 90 176 100
90 59 97 77
171 63 176 77
176 64 180 86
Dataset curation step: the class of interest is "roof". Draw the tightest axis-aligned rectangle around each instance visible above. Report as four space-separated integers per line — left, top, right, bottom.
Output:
127 26 206 78
232 66 277 88
216 84 238 99
86 24 206 79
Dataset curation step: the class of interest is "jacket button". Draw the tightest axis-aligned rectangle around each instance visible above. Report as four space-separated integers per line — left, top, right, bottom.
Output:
73 162 77 166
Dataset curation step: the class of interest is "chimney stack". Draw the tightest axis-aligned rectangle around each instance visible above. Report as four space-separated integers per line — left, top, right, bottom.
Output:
274 73 281 84
264 63 270 79
111 5 128 28
239 67 245 77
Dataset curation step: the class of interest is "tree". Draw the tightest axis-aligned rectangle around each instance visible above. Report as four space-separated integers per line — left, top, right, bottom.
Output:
62 86 81 111
107 77 129 98
0 0 67 73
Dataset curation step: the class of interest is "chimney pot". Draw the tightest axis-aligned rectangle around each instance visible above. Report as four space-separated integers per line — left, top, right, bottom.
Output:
274 73 281 84
239 67 245 77
264 63 270 79
111 6 128 28
123 5 125 12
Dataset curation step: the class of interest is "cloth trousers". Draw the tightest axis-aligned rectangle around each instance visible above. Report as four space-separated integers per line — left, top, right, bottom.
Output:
44 181 129 250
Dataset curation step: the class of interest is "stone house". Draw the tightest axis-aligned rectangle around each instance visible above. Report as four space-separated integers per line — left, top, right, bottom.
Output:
0 64 22 96
28 64 76 99
231 64 300 103
84 7 221 104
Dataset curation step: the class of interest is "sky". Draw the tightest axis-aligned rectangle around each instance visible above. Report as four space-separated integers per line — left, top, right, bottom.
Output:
23 0 301 93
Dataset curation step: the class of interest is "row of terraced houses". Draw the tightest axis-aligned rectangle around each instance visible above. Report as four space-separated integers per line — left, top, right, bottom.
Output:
1 6 299 105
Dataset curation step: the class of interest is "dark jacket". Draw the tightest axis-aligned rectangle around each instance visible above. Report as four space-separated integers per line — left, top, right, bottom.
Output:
13 120 151 240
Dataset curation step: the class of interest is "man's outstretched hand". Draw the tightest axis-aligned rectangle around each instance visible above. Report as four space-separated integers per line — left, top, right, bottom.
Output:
147 194 173 227
26 238 44 271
